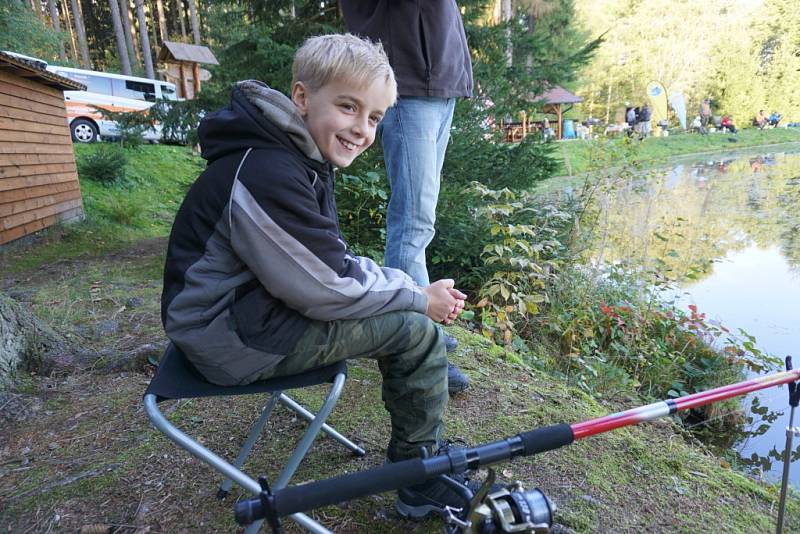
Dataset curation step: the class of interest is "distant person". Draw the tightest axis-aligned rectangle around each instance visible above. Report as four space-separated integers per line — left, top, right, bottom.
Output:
691 115 708 135
768 111 782 127
543 117 554 140
754 110 767 129
721 115 737 134
639 104 652 138
700 99 712 129
342 0 473 395
626 106 637 136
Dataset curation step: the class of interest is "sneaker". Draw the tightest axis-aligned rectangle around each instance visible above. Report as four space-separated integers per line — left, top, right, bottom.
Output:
447 362 469 395
396 474 475 519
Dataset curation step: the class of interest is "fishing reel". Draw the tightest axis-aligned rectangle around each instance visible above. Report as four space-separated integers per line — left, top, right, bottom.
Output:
440 468 555 534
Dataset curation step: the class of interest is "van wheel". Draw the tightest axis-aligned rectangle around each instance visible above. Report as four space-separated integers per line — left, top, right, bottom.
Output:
71 119 98 143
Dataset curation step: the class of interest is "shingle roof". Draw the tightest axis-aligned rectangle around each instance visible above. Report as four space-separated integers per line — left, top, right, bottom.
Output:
0 50 85 91
158 41 219 65
538 85 583 105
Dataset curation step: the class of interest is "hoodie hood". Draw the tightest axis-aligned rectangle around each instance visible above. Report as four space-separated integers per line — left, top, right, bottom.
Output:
198 80 327 171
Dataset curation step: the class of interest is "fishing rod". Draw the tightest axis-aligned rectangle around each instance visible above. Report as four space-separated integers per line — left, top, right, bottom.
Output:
235 366 800 533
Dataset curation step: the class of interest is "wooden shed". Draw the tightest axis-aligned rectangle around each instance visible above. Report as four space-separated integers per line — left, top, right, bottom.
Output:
158 41 219 100
0 51 87 246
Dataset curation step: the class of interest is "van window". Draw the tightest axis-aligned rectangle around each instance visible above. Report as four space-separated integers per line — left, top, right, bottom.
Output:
57 71 112 95
159 83 178 101
112 78 157 102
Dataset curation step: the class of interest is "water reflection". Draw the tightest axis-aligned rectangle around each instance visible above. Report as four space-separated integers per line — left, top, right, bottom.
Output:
586 146 800 484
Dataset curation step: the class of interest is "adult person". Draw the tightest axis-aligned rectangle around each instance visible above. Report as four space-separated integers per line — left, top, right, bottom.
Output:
754 109 767 129
721 115 737 134
700 99 712 130
639 104 652 138
341 1 473 394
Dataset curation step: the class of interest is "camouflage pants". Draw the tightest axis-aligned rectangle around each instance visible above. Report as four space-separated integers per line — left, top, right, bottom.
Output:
260 310 448 461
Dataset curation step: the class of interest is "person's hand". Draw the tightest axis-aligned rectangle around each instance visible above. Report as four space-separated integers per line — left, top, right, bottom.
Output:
445 287 466 324
422 280 466 324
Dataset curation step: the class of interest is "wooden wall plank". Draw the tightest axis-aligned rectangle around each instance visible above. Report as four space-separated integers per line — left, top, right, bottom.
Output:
0 117 72 137
1 195 83 228
0 171 79 192
0 105 71 128
0 153 77 166
0 70 63 99
0 92 69 120
0 142 75 155
0 162 77 180
0 80 65 109
0 180 79 204
0 206 84 245
0 129 71 144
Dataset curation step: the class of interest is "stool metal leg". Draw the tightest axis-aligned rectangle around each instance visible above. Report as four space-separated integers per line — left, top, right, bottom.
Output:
279 394 365 456
145 394 332 534
275 373 347 489
218 392 282 496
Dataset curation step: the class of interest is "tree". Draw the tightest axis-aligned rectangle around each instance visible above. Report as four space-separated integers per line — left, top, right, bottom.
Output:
174 0 186 39
0 0 62 59
134 0 154 78
155 0 167 43
118 0 140 67
187 0 200 44
70 0 91 67
45 0 67 60
108 0 132 74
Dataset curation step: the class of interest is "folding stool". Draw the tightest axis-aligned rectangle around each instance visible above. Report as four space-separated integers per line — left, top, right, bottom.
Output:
143 343 365 533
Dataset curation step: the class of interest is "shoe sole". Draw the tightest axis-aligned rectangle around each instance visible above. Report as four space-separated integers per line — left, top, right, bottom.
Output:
395 498 442 519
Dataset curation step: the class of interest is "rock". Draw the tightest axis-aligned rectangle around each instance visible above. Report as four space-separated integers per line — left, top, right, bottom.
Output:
6 289 37 302
125 297 145 308
95 320 119 336
0 391 43 423
91 341 168 373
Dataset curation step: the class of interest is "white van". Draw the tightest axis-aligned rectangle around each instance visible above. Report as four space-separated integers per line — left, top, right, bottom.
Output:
45 65 179 143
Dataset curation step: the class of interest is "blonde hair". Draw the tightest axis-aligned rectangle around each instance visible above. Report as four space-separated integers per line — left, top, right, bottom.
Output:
292 33 397 105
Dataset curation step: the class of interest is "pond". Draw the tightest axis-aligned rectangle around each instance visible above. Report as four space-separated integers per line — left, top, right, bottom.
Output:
584 144 800 485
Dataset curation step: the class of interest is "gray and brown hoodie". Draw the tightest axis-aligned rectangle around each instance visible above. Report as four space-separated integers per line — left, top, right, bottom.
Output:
161 81 427 386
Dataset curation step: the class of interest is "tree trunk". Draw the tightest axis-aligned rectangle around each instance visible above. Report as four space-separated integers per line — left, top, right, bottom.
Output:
30 0 44 21
108 0 132 75
135 0 155 78
175 0 186 39
120 0 141 67
501 0 512 66
70 0 91 68
61 0 79 63
0 294 70 388
155 0 167 43
46 0 67 61
186 0 200 44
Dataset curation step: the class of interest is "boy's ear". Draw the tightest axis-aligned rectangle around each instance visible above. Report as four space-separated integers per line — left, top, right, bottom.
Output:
291 81 309 116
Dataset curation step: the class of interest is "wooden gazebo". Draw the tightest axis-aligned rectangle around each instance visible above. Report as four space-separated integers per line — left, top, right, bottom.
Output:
158 41 219 100
538 85 583 139
0 51 86 246
501 84 583 142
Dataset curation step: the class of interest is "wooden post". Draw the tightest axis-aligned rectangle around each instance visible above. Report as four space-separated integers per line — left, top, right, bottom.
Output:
192 62 200 96
179 61 187 99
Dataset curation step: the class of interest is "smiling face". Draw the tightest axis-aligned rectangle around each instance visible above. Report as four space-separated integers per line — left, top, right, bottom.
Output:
292 77 394 168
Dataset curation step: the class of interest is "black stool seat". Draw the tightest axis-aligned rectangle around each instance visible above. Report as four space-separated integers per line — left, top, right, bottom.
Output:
146 344 348 402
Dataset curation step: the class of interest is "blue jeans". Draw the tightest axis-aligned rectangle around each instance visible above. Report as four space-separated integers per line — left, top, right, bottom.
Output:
379 97 456 286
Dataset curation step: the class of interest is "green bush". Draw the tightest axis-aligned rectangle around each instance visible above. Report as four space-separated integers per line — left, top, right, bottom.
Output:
76 145 128 184
150 99 204 146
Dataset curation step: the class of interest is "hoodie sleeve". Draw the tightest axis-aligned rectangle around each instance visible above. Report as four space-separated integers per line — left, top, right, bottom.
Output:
228 150 427 321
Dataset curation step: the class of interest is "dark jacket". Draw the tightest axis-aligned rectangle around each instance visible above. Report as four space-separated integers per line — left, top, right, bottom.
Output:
162 81 427 386
341 0 473 98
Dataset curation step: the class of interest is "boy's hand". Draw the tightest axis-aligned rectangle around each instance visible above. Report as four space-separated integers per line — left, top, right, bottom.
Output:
423 280 466 324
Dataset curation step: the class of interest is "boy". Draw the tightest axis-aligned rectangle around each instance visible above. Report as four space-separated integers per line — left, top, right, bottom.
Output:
161 34 469 518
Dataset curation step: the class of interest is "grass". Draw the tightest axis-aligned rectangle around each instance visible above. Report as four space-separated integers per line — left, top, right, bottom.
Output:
556 126 800 176
0 143 201 274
